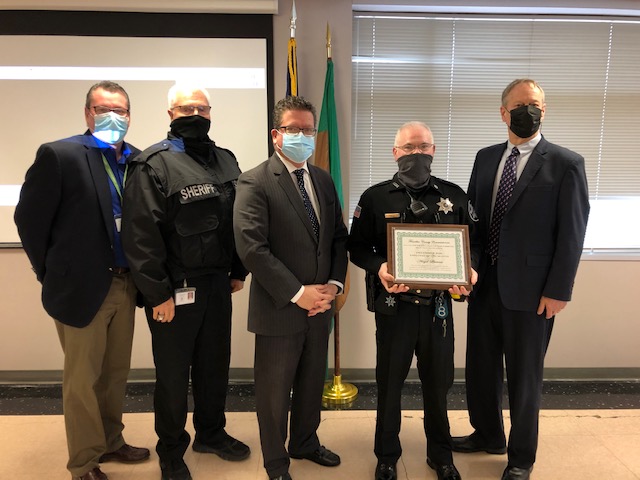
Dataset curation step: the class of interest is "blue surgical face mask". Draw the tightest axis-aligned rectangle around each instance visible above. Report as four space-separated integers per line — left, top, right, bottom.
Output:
280 132 315 163
92 111 129 145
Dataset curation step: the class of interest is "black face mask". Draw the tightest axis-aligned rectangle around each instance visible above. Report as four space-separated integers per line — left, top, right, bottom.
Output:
397 153 433 191
170 115 211 141
509 104 542 139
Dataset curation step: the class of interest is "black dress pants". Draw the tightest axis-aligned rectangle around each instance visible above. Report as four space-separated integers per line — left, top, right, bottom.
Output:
254 317 331 478
374 298 455 465
147 272 232 461
465 264 554 469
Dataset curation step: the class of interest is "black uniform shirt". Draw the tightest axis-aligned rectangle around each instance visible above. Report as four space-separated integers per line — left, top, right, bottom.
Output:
348 173 476 277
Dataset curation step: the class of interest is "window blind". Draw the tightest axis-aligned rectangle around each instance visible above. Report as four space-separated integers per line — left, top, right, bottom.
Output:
352 14 640 250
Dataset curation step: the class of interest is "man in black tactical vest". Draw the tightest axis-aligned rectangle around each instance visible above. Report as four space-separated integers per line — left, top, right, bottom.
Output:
122 84 250 480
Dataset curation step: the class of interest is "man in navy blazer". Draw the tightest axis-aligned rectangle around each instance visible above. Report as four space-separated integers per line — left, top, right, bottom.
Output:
15 81 149 480
452 79 590 480
234 96 348 480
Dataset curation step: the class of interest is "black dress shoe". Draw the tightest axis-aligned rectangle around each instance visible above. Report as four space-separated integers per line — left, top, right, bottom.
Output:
270 474 292 480
160 458 192 480
290 445 340 466
427 458 462 480
192 434 251 461
99 443 150 463
374 462 397 480
501 466 532 480
451 434 507 454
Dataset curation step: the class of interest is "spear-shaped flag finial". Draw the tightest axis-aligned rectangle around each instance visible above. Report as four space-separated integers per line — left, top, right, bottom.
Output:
289 0 297 38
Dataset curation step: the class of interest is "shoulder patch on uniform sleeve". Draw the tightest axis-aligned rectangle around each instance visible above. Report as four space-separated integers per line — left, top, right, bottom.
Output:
354 205 362 218
136 141 171 163
468 200 479 222
216 146 238 161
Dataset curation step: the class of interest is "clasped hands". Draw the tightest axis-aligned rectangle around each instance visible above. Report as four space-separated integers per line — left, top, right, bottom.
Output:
296 283 339 317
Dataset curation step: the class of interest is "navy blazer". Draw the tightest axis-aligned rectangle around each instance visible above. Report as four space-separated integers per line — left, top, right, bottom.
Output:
15 133 140 327
468 136 590 311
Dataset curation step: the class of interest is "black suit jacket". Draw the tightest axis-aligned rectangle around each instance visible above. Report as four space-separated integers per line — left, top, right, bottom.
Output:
14 133 140 327
468 136 590 311
233 154 349 336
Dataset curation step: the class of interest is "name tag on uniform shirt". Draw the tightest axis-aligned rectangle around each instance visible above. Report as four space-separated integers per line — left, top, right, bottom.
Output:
385 213 401 218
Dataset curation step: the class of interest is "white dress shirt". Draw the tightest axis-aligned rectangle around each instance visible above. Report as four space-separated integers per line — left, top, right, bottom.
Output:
490 133 542 217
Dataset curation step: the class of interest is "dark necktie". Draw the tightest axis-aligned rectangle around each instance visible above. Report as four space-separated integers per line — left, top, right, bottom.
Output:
293 169 320 238
488 147 519 262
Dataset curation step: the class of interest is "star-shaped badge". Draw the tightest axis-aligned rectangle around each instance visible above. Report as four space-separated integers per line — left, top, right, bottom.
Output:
436 197 454 214
385 295 396 307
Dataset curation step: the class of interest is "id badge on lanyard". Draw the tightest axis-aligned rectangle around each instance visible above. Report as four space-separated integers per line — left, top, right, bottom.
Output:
175 279 196 306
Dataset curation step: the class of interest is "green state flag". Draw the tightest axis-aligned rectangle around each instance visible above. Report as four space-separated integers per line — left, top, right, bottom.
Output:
315 57 348 314
315 58 343 206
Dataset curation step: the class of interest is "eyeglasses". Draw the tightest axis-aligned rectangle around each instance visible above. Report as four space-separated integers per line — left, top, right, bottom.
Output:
277 126 317 137
395 143 435 154
171 105 212 115
91 106 129 116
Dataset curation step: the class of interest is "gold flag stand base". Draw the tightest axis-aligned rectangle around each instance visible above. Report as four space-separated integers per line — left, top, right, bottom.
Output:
322 374 358 408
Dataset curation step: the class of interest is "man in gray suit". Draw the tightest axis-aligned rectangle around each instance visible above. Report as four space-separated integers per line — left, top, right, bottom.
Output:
234 96 349 480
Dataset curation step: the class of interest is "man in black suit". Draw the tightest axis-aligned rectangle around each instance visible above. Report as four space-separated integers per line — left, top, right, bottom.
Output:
15 81 150 480
233 96 349 480
452 79 590 480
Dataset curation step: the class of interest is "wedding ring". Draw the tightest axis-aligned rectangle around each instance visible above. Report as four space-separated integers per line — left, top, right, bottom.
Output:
158 314 165 320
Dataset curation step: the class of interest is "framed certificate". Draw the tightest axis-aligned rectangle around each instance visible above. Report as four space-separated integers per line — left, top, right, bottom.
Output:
387 223 473 290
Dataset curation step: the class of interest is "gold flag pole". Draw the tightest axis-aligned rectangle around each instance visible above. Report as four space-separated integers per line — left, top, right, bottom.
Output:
322 22 357 408
322 310 358 407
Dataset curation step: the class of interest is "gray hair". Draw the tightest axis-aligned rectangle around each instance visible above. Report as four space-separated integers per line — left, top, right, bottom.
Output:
394 121 433 145
167 83 211 108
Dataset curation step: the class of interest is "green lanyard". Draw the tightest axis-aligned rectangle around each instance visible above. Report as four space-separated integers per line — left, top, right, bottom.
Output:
101 153 128 202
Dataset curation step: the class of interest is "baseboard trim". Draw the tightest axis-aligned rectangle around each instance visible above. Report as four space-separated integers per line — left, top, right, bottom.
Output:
340 368 640 382
0 367 638 385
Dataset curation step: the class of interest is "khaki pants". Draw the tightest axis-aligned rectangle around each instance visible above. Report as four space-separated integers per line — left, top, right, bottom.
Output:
55 273 137 477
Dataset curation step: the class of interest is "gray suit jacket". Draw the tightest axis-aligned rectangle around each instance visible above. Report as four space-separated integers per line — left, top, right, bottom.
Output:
234 154 348 336
468 136 590 311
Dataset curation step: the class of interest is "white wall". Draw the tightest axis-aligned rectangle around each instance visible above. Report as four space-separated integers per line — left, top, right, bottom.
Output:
1 0 639 379
3 250 640 375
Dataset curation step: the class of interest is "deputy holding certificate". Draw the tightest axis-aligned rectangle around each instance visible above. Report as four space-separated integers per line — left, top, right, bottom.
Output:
347 121 477 480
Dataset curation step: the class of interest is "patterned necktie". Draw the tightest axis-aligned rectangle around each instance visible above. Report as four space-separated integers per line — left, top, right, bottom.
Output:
293 169 320 238
488 147 520 262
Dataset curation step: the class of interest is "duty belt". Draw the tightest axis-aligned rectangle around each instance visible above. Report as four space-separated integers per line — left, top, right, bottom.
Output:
398 289 434 306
